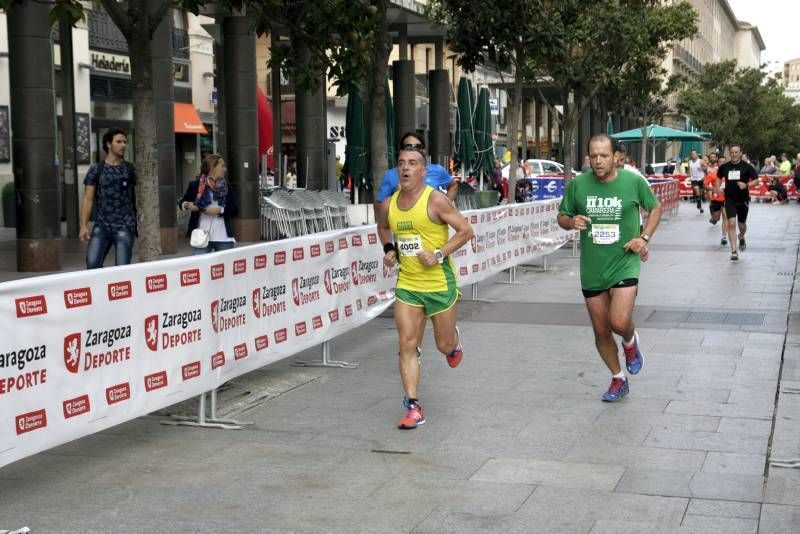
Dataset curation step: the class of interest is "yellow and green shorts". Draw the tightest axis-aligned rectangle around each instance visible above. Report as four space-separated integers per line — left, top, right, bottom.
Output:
395 284 461 317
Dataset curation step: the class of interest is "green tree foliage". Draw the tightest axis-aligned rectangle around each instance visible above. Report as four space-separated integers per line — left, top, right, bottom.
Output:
431 0 695 188
0 0 378 258
429 0 542 199
679 60 800 160
602 2 696 167
264 1 379 96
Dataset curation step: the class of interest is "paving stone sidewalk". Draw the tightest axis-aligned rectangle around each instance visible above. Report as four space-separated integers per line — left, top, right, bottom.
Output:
1 200 800 533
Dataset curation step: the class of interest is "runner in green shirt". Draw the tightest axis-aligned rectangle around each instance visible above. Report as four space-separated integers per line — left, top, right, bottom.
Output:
558 134 663 402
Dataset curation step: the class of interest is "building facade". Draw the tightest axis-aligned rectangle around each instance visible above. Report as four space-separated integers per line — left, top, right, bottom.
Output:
0 7 214 227
661 0 764 152
784 57 800 90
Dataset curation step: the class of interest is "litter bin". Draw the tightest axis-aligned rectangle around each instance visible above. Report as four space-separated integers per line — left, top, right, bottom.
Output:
474 190 499 209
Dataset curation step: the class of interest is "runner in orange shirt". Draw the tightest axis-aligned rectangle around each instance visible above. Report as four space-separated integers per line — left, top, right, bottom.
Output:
704 155 728 246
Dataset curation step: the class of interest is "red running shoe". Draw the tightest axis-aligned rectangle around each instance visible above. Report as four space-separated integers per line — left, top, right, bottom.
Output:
398 402 425 429
446 326 463 368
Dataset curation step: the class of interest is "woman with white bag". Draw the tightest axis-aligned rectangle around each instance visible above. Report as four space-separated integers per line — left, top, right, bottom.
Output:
178 154 238 254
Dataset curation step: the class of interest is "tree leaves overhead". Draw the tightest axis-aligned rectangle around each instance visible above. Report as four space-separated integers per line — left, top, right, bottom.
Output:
430 0 697 177
254 0 380 96
602 2 697 139
680 61 800 158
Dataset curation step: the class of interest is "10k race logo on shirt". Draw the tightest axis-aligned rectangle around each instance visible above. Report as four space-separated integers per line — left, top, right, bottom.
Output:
586 196 623 220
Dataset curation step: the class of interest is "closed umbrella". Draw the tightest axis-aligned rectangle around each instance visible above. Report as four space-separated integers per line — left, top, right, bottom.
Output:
344 91 370 204
606 116 614 135
473 87 493 189
256 86 274 170
455 77 476 179
385 76 396 169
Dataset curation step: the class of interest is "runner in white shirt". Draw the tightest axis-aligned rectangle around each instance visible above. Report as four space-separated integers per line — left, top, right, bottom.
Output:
688 150 706 214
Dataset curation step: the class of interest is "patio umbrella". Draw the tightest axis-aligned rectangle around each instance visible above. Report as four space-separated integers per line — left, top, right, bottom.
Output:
610 124 706 142
606 115 614 135
455 77 476 177
473 87 494 189
344 91 370 203
385 76 396 169
613 123 707 163
679 119 705 158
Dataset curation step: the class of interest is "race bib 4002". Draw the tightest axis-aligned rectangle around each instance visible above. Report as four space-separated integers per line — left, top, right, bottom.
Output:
397 234 423 256
728 170 740 181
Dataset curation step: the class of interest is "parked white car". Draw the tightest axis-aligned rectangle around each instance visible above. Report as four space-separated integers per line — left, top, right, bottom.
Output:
501 159 575 179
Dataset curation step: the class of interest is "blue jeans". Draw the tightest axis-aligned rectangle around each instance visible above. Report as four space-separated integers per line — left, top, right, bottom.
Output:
86 225 134 269
192 241 235 255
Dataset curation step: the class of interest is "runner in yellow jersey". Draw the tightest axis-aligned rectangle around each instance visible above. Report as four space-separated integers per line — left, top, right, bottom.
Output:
378 146 474 429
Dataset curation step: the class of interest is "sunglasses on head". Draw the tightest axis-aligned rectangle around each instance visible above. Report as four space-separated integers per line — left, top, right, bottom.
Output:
401 143 425 150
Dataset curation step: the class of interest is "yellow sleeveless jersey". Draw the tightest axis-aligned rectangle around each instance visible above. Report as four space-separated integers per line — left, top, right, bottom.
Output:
388 185 455 292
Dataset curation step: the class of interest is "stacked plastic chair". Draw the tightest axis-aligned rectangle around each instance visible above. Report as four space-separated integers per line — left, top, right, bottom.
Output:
319 190 351 229
261 187 354 240
291 189 329 233
260 188 306 240
455 181 477 211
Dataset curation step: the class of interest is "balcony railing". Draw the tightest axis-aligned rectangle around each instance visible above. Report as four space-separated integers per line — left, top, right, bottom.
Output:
89 9 128 53
673 44 704 75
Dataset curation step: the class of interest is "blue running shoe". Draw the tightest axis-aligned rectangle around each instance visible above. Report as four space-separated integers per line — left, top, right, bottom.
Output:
622 331 643 375
602 377 629 402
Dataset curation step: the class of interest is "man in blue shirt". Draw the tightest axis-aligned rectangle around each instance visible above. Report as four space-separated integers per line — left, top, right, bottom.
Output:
375 133 458 203
79 128 138 268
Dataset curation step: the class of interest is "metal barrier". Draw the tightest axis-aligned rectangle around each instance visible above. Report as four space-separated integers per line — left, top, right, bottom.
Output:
647 178 680 221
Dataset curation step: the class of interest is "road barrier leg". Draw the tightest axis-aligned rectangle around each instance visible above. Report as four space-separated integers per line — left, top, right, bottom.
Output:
162 388 249 430
572 239 579 257
293 340 359 368
496 266 522 285
471 282 478 300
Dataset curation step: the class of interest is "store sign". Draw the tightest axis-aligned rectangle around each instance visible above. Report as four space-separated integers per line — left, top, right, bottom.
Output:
329 126 346 140
91 52 130 76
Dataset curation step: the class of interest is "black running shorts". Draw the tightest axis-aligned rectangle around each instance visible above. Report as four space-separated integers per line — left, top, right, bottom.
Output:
710 200 724 213
582 278 639 299
724 200 749 223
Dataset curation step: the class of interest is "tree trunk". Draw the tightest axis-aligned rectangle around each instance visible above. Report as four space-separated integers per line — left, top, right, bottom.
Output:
128 27 161 261
640 125 649 169
506 71 524 204
368 0 390 194
561 92 577 185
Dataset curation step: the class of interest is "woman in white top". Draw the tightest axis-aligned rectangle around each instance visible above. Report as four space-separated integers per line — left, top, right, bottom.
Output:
178 154 238 255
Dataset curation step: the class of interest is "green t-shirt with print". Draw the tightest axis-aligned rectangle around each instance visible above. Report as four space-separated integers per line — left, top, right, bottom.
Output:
559 169 659 291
